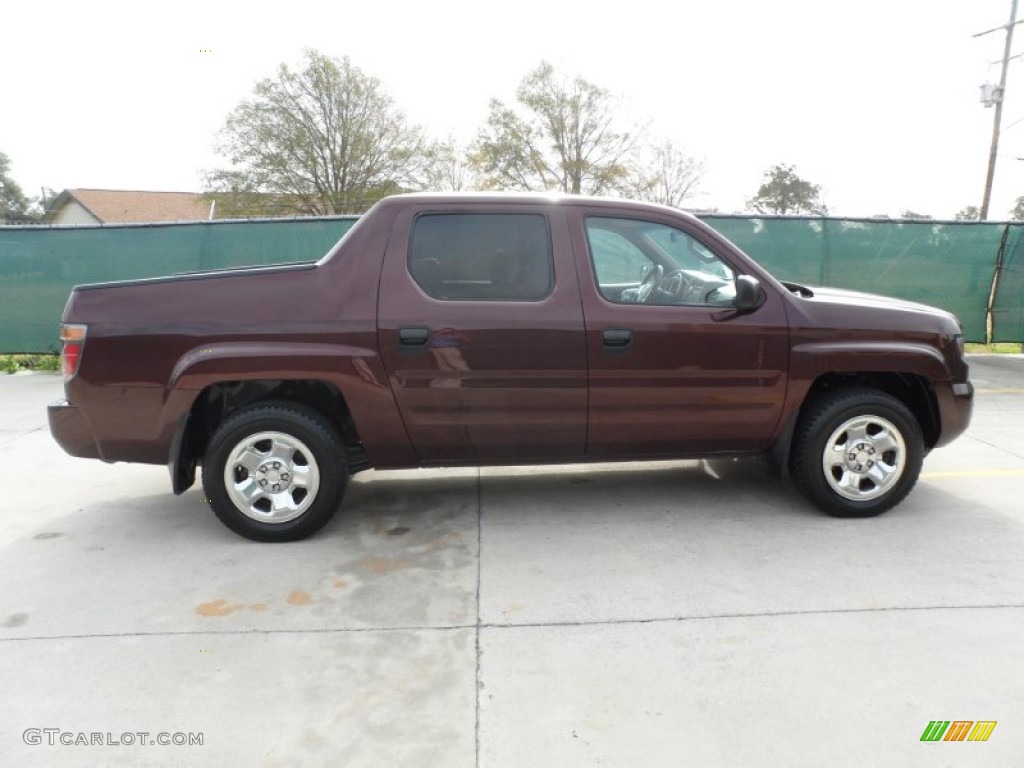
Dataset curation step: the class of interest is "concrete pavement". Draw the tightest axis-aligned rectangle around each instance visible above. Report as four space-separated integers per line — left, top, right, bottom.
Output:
1 357 1022 766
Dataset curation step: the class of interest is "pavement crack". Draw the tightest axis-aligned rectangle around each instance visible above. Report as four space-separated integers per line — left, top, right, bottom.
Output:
0 426 45 446
473 467 483 768
5 604 1022 645
965 433 1024 461
479 602 1024 631
0 624 476 643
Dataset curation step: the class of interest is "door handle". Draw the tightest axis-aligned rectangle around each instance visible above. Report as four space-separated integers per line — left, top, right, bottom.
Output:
602 329 632 349
398 326 430 346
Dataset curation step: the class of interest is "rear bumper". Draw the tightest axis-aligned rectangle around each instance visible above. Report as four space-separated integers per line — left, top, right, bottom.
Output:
47 399 102 459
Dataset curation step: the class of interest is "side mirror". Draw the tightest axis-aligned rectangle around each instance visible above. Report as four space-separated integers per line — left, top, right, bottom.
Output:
734 275 765 311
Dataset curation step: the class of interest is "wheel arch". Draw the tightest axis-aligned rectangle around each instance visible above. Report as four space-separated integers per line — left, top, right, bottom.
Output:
767 370 941 479
170 378 370 494
800 372 940 447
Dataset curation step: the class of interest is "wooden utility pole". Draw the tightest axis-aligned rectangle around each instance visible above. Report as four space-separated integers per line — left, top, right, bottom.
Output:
979 0 1021 220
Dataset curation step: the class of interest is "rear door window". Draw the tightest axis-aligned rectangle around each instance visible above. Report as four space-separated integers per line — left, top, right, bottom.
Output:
409 213 553 301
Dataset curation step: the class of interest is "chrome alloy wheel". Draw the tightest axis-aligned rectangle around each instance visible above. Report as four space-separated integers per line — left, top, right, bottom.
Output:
822 415 907 501
223 431 320 523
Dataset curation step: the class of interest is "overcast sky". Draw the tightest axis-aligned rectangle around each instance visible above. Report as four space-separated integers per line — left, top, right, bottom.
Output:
3 0 1023 218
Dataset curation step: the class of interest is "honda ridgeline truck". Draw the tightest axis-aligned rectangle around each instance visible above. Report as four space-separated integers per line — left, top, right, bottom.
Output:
48 194 974 541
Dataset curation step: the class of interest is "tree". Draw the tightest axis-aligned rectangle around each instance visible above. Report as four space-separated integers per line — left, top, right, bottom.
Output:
418 137 476 192
1010 197 1024 220
747 164 824 215
1 151 32 222
955 205 980 221
624 141 703 208
206 50 430 215
472 62 638 195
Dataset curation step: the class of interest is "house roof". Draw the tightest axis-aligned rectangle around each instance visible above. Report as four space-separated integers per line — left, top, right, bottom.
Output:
48 189 212 223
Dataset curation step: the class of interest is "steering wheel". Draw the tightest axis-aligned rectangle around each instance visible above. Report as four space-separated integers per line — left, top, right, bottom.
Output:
635 264 664 303
665 269 696 301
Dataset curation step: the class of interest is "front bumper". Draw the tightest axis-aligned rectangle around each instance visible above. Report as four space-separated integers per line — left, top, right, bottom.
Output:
933 379 974 448
48 399 102 459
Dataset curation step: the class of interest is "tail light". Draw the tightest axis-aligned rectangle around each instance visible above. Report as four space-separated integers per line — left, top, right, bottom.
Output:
60 324 87 380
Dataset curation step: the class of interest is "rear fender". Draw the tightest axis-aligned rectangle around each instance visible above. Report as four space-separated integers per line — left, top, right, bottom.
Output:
165 341 416 477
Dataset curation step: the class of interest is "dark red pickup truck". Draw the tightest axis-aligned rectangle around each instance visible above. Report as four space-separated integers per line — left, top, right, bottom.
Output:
49 193 973 541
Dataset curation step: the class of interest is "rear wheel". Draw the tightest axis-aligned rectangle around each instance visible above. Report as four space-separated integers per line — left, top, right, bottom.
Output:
790 388 924 517
203 401 348 541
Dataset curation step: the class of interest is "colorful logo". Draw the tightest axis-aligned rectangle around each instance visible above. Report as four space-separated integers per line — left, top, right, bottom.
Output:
920 721 997 742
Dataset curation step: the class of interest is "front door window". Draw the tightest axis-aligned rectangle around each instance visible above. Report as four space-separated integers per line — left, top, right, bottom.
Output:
586 217 737 307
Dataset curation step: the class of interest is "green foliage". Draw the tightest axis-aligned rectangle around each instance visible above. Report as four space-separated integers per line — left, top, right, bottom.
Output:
206 50 430 216
1 151 33 223
472 62 638 195
0 354 59 373
1010 196 1024 220
30 354 61 371
1 154 60 224
748 164 824 215
964 342 1023 353
955 205 980 221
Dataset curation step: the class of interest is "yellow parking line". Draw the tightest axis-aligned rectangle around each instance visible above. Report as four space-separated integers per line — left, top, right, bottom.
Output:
975 388 1024 394
922 468 1024 479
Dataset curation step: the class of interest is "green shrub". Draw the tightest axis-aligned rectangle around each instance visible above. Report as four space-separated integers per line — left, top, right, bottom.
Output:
0 354 60 373
965 343 1024 354
26 354 60 371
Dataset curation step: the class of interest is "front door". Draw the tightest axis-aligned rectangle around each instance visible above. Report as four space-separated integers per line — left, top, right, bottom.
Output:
377 204 587 463
569 207 790 457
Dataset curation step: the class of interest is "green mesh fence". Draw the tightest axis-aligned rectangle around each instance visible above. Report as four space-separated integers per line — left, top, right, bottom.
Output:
1 214 1020 353
704 216 1008 343
992 224 1024 343
0 217 357 353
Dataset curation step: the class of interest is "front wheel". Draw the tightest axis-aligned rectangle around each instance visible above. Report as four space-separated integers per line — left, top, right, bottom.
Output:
790 388 924 517
202 401 348 541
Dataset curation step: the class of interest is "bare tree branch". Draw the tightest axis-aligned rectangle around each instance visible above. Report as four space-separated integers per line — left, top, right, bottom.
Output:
471 62 640 196
624 141 704 208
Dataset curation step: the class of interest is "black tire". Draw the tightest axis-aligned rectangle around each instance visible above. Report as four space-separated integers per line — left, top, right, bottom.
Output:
790 387 924 518
202 400 348 542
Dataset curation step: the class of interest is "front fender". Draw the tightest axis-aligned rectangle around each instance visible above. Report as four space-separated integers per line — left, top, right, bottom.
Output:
771 340 954 459
789 341 951 383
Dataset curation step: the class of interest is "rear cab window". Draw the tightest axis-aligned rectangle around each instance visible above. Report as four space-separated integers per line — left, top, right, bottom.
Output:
409 213 553 301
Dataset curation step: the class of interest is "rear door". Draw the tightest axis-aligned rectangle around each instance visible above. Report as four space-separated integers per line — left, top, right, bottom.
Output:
377 203 587 463
569 206 790 457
